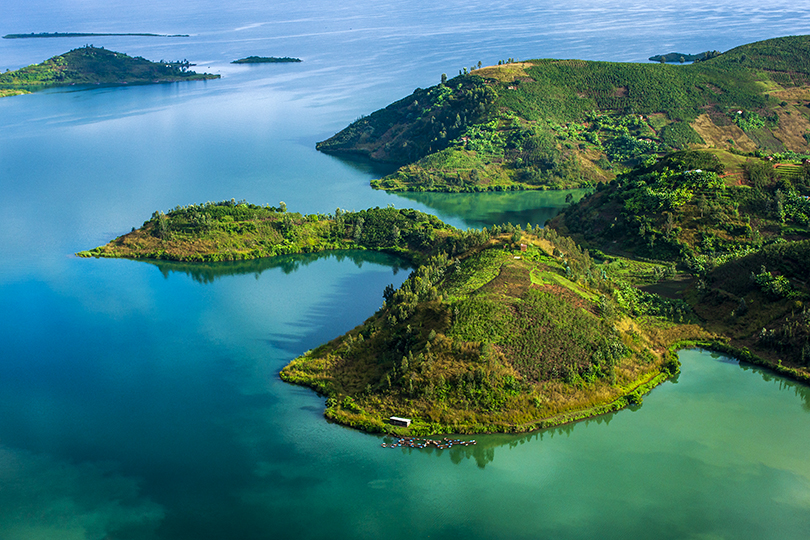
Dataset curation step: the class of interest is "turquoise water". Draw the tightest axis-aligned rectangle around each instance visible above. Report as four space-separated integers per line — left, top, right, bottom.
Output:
1 1 810 538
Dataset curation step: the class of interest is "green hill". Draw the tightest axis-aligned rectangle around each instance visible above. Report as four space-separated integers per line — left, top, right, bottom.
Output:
550 149 810 372
281 228 693 435
318 36 810 192
0 45 218 94
81 201 706 435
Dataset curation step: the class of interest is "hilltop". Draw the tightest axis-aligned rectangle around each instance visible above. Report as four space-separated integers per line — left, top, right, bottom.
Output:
0 45 218 96
317 35 810 192
280 227 700 435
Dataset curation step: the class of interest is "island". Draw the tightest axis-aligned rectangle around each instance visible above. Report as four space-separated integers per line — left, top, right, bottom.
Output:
231 56 302 64
316 35 810 193
648 51 721 63
3 32 189 39
0 45 218 97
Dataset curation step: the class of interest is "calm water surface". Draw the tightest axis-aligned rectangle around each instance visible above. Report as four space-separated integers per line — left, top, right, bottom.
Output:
1 1 810 538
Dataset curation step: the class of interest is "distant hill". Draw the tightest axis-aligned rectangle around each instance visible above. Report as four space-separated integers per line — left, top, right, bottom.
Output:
317 35 810 192
648 51 721 63
231 56 301 64
0 45 218 94
3 32 188 39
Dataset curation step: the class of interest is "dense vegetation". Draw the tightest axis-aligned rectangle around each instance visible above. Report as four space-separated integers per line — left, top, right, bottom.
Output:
318 36 810 192
280 225 698 435
79 200 464 265
82 201 703 434
231 56 302 64
0 45 217 93
551 149 810 370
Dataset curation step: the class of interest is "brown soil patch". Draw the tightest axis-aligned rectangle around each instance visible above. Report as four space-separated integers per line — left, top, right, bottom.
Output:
475 63 531 83
769 86 810 102
772 109 810 152
691 113 757 152
480 262 532 298
612 86 629 97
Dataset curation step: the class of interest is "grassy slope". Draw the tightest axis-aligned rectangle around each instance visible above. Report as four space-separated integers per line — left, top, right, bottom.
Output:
0 45 218 91
550 149 810 371
318 36 810 192
280 228 705 435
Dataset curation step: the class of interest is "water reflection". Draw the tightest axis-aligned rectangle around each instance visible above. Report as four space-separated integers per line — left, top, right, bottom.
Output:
145 249 411 284
378 409 625 469
395 189 589 229
738 360 810 412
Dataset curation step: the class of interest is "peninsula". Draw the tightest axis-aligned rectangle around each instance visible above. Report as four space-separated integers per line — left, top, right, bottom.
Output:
79 200 707 435
79 147 810 435
0 45 218 97
317 35 810 192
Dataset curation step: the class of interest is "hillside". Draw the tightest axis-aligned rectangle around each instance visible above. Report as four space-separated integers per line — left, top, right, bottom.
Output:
81 201 711 435
317 35 810 192
281 227 698 435
550 149 810 371
0 45 218 94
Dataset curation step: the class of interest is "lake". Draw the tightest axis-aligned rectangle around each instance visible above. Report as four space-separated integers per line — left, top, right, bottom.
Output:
1 1 809 538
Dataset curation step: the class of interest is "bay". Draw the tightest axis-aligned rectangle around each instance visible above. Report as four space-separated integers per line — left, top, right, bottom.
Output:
1 1 810 538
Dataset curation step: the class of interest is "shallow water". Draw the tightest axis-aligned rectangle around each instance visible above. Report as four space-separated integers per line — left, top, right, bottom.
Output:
1 1 810 538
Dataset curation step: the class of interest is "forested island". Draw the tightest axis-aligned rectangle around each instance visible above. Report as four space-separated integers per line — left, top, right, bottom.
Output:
79 35 810 435
0 45 218 97
317 35 810 192
3 32 189 39
231 56 301 64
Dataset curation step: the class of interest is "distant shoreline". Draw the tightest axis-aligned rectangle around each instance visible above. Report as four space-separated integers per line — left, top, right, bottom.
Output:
3 32 189 39
231 56 302 64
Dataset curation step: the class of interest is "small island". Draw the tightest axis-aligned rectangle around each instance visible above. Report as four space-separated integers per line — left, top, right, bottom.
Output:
3 32 189 39
0 45 218 96
231 56 302 64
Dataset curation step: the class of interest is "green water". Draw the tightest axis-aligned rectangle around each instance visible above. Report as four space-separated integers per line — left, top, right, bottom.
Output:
2 1 810 538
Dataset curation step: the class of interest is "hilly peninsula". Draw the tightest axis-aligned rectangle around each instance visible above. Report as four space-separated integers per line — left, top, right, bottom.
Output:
317 35 810 192
80 201 715 435
0 45 218 97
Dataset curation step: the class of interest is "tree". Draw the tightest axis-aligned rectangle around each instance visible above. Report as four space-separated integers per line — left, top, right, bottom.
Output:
478 61 482 69
278 201 287 213
441 73 447 85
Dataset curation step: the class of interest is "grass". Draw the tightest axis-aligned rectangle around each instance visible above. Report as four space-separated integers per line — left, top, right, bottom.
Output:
319 35 810 193
280 227 703 435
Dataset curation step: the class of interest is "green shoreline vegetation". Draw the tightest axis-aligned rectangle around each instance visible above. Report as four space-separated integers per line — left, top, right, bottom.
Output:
80 200 711 435
3 32 189 39
231 56 302 64
317 35 810 193
78 35 810 436
0 45 218 95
